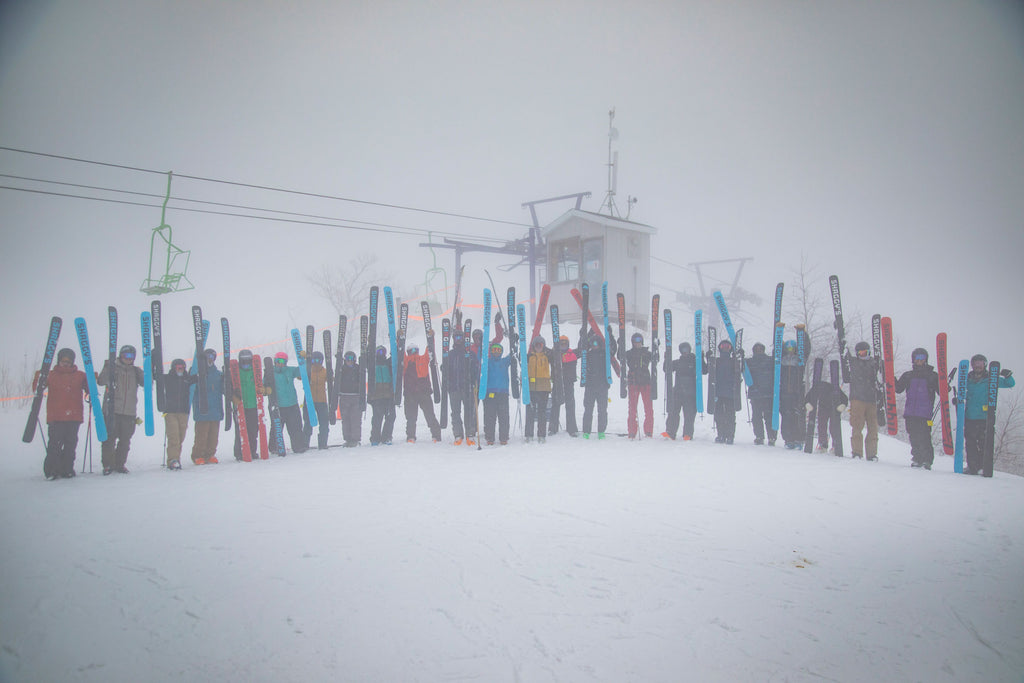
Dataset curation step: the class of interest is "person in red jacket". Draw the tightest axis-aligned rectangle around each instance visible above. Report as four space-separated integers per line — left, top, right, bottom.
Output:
402 343 441 442
36 348 88 479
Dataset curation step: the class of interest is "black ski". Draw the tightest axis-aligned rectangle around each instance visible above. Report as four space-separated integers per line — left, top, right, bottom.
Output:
804 358 824 454
221 317 232 431
151 300 165 412
23 316 62 443
192 305 208 414
422 301 442 402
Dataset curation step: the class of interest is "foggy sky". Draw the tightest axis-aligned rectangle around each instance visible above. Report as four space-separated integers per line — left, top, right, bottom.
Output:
1 0 1022 378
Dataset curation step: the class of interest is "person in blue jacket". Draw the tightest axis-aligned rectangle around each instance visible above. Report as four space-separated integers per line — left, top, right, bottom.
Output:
482 342 512 445
894 347 939 469
270 351 307 454
190 348 227 465
962 353 1015 475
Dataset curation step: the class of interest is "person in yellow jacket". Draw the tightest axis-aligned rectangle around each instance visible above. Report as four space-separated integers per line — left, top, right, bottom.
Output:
526 336 557 443
302 351 332 449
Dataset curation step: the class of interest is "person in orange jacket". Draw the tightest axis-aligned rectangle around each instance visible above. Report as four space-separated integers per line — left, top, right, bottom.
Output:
402 343 441 442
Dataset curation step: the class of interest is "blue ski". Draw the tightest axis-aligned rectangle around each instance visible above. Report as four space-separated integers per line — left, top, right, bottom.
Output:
516 303 531 406
954 358 969 473
75 317 108 442
694 310 704 415
601 282 612 387
712 290 752 386
291 328 318 428
478 289 492 402
771 321 784 431
141 311 154 436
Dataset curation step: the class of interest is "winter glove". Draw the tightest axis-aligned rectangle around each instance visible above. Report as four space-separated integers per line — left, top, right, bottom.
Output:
232 396 242 407
1001 368 1013 378
135 417 143 426
263 387 272 396
805 402 814 412
836 404 847 413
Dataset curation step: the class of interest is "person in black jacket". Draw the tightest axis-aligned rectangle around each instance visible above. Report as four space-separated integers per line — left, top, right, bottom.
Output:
446 329 479 445
846 341 880 460
549 335 579 437
578 329 616 438
663 342 698 440
624 332 654 439
161 358 196 470
368 346 396 445
336 351 364 447
712 339 743 444
745 342 776 445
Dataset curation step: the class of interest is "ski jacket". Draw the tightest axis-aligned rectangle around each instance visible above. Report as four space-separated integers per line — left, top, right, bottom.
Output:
447 338 480 396
403 352 432 396
624 346 653 386
669 352 697 398
895 363 939 418
779 355 804 399
337 362 363 396
527 348 555 393
964 370 1015 420
97 358 144 417
745 351 774 400
271 365 302 408
230 366 257 410
162 367 195 415
308 364 329 403
485 354 511 394
559 349 579 383
41 363 87 423
847 355 879 403
368 357 394 401
190 362 225 421
713 350 743 406
577 332 616 389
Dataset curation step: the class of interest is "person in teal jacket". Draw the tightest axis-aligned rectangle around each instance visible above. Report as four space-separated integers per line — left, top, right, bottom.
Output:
270 351 307 453
190 348 227 464
482 343 512 445
962 353 1014 475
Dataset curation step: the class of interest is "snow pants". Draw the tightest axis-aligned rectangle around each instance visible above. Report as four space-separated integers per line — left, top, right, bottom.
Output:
44 421 80 478
581 385 609 435
627 384 654 438
164 412 189 466
404 392 441 441
549 380 578 435
102 413 137 469
525 391 550 439
779 393 806 445
369 398 395 444
964 418 987 474
483 392 510 444
191 420 220 462
750 396 777 443
448 390 476 440
848 399 878 458
301 402 331 449
714 397 737 442
278 405 307 453
905 416 934 466
339 395 362 445
665 393 696 439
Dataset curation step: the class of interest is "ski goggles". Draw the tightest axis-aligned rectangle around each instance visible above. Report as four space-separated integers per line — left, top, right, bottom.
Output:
275 357 288 365
121 352 136 360
913 353 927 362
311 357 324 364
857 348 870 357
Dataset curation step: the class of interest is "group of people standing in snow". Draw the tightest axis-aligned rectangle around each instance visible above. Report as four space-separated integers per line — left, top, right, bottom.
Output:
32 312 1014 480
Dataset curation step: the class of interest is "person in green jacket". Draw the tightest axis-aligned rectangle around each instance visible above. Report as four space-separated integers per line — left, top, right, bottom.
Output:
231 349 262 460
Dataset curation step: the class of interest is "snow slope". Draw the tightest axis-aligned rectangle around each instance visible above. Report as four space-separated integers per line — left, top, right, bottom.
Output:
2 406 1023 682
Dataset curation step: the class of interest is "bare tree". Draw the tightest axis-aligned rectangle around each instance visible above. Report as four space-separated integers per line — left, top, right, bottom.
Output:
307 253 396 324
994 388 1024 476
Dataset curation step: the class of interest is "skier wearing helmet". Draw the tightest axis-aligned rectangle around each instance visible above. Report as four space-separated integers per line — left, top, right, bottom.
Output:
403 343 441 443
624 332 654 439
846 340 880 461
367 346 396 445
525 335 556 443
779 335 809 449
189 348 227 465
663 341 698 440
301 350 332 449
482 342 512 445
961 354 1015 475
230 349 262 460
270 351 307 454
711 338 743 444
577 327 616 438
745 341 776 446
549 335 579 437
37 348 89 479
160 358 196 470
335 350 363 447
895 347 940 469
96 344 145 474
445 328 479 445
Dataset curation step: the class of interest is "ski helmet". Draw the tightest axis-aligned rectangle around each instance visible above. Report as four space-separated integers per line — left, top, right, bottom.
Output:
119 344 136 359
718 339 732 351
559 335 569 345
532 336 545 348
311 351 325 364
911 348 928 362
631 333 644 345
239 349 253 367
679 342 691 354
57 348 75 363
344 351 357 362
171 358 186 371
274 351 288 362
205 348 217 361
854 341 870 355
376 345 387 356
971 353 987 368
490 342 503 355
752 342 766 355
783 340 797 353
407 344 419 354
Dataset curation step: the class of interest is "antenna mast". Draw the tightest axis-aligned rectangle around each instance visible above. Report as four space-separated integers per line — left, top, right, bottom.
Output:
599 108 620 217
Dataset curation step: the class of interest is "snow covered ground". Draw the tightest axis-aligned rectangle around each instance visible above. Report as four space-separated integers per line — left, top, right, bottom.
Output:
2 404 1023 682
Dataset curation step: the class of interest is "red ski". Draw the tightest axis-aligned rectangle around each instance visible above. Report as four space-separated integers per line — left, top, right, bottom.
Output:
229 359 253 462
880 317 898 436
569 287 620 374
252 354 270 460
936 333 954 455
530 283 551 343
